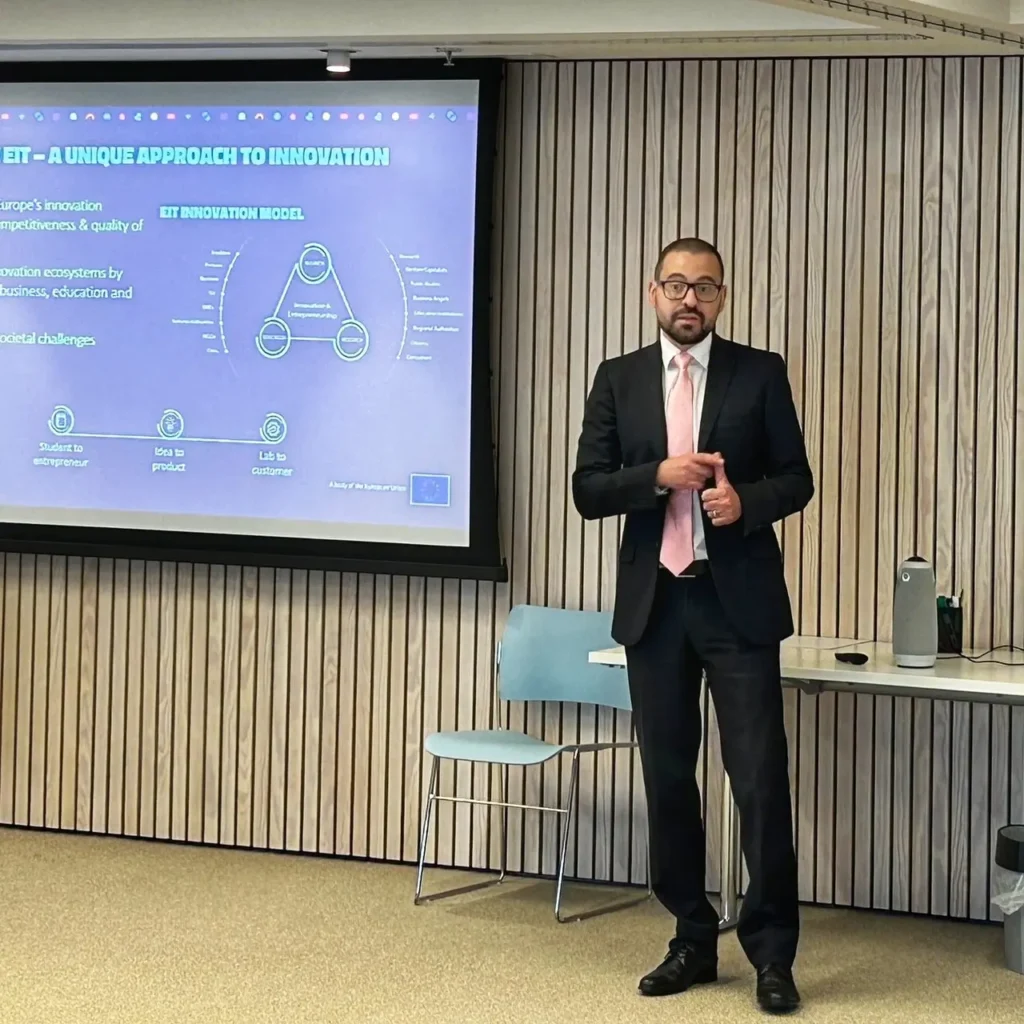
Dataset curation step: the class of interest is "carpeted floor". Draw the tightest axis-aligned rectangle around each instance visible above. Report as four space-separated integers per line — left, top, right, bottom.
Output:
0 828 1021 1023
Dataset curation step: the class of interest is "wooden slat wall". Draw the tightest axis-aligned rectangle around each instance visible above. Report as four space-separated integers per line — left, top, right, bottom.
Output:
2 57 1023 923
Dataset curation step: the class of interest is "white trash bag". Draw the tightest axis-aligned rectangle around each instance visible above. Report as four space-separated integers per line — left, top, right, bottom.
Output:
992 865 1024 917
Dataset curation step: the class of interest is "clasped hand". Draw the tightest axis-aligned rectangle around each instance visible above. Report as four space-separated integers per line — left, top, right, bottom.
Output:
655 452 743 527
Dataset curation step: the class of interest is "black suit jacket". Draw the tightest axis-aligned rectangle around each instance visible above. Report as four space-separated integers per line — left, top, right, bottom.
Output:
572 336 814 648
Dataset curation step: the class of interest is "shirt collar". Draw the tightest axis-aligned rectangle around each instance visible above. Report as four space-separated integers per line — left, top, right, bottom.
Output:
660 330 713 371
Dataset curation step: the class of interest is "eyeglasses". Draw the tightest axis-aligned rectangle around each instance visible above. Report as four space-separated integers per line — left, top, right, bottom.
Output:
658 279 723 302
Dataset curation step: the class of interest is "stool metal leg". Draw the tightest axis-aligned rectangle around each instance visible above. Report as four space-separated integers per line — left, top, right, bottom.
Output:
415 749 651 920
414 757 508 905
554 751 654 923
718 774 743 930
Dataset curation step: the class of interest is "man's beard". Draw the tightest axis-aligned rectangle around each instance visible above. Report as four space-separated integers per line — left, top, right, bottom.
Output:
659 310 712 347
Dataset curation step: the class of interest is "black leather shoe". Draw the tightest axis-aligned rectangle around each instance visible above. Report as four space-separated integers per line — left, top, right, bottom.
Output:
756 964 801 1014
638 944 717 997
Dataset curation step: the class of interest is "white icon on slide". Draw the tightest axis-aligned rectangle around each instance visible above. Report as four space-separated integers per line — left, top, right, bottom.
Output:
260 413 287 443
49 405 75 435
257 243 370 362
158 409 185 439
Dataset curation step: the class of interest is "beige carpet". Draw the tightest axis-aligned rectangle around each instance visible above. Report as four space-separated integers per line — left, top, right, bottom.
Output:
0 829 1021 1023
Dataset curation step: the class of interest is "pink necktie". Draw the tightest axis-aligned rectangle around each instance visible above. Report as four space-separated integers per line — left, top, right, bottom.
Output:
660 351 694 576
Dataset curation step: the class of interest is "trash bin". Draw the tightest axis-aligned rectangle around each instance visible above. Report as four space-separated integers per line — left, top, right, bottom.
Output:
993 824 1024 975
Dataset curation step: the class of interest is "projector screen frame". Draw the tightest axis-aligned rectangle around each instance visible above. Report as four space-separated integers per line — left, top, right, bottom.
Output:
0 57 507 583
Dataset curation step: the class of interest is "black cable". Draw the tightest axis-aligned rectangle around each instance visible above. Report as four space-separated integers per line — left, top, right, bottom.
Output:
938 645 1024 667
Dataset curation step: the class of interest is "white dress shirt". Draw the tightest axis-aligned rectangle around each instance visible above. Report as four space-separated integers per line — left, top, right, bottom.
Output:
660 330 711 561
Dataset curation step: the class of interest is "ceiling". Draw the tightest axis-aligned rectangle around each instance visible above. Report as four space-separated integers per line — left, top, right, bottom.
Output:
1 0 1023 62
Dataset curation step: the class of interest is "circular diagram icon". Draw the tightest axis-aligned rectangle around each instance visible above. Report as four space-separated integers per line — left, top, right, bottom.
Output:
297 243 332 285
49 405 74 435
334 319 370 362
260 413 287 444
158 409 185 439
256 318 292 359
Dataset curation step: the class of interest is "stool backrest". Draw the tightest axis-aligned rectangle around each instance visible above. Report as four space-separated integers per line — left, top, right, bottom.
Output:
497 604 630 711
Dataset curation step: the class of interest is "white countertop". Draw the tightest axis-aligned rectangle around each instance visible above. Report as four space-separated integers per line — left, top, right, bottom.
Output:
589 636 1024 705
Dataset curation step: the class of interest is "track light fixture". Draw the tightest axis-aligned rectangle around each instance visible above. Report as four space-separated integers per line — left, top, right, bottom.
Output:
326 49 352 74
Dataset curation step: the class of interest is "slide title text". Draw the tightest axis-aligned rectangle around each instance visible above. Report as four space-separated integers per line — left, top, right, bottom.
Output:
0 145 392 168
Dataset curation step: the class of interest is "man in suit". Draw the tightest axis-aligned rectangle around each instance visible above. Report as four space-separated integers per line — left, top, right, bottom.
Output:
572 237 813 1015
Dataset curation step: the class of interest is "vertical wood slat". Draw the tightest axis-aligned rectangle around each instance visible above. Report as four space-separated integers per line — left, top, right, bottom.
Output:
0 57 1022 924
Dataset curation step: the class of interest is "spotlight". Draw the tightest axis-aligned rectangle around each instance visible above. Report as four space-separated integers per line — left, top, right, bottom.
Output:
326 50 352 74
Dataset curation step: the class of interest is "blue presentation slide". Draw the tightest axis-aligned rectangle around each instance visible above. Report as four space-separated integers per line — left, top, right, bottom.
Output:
0 81 479 546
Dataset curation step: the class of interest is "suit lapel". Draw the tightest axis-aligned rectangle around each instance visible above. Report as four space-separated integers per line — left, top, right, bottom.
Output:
639 342 668 460
698 336 736 451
